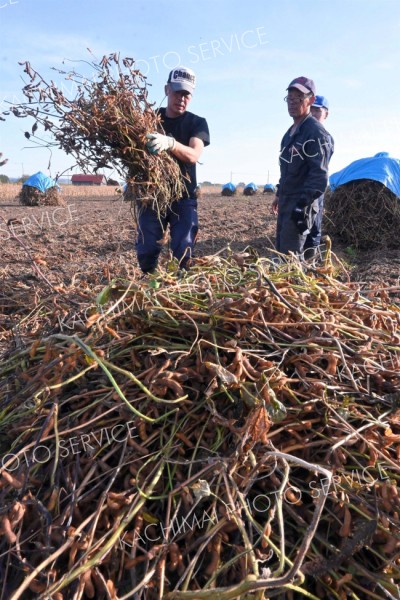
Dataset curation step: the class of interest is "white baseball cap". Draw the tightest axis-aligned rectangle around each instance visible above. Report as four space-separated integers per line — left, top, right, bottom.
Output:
167 66 196 93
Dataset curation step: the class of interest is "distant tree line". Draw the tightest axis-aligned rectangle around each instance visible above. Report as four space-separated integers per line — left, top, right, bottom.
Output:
0 174 31 184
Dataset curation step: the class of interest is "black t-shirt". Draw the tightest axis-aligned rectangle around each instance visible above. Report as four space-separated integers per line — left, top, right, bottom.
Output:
159 108 210 199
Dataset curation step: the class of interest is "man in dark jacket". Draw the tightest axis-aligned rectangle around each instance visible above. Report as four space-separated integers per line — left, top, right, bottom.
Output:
136 66 210 273
304 95 333 257
272 77 334 257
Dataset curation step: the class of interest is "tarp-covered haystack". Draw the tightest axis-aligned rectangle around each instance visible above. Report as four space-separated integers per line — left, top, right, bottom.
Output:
243 182 258 196
18 171 64 207
325 152 400 248
6 54 184 216
263 183 276 194
1 253 399 599
221 182 236 196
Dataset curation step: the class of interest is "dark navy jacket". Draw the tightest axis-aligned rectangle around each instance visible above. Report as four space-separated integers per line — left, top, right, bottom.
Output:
277 114 334 203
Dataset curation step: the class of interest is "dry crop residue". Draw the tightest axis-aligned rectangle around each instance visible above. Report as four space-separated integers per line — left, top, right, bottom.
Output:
0 185 400 598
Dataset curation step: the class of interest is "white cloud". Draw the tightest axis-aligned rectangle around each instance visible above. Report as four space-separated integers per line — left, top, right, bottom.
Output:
368 60 393 70
338 78 363 90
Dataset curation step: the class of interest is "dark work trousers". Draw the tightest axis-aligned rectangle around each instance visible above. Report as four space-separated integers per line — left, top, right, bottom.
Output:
136 198 198 273
276 196 319 255
304 194 324 250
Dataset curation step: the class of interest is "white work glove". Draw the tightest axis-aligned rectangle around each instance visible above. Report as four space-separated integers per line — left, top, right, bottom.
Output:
146 132 176 155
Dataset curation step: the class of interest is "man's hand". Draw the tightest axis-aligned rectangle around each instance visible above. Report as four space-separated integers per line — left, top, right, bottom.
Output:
291 206 311 235
146 132 176 155
271 195 279 215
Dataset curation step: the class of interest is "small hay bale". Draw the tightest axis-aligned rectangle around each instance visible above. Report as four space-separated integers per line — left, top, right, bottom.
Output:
243 183 258 196
221 184 236 197
18 185 65 207
221 188 235 196
263 184 276 195
323 179 400 249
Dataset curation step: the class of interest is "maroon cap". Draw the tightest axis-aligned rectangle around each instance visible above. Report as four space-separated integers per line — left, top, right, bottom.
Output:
287 76 316 95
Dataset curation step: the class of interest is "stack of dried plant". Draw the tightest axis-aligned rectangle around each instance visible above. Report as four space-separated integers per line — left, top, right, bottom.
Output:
5 53 185 215
18 185 64 207
0 252 399 599
324 179 400 249
243 186 257 196
221 187 236 197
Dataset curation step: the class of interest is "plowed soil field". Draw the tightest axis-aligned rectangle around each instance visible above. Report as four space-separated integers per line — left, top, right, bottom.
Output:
1 184 399 356
1 184 399 281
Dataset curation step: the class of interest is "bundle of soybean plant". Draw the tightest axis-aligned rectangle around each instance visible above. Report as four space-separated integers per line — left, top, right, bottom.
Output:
221 187 236 197
18 185 64 207
6 53 184 215
1 253 400 599
243 187 257 197
324 179 400 249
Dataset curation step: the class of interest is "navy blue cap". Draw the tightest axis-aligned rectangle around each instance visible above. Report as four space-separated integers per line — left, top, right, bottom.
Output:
312 95 329 110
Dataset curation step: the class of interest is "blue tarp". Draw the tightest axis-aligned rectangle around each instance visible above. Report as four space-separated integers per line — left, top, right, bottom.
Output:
329 152 400 197
244 182 258 192
23 171 60 192
222 182 236 192
263 183 276 192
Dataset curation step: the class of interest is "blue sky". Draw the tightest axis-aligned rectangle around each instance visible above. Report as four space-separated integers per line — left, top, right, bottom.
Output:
1 0 400 185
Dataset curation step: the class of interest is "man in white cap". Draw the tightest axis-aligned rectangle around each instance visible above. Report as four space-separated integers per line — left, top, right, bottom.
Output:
272 78 334 258
135 66 210 273
304 95 333 257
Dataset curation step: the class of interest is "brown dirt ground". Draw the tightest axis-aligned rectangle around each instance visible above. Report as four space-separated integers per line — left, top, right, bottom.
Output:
1 184 399 282
1 184 399 355
0 186 276 280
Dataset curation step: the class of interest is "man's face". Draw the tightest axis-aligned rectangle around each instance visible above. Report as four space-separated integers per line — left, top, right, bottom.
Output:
285 88 314 120
165 85 192 117
311 106 328 122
